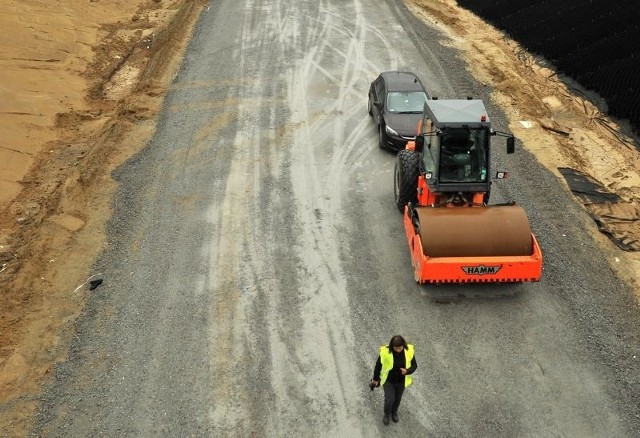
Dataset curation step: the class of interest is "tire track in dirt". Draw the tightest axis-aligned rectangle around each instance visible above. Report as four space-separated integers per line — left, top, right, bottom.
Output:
200 0 379 433
204 0 272 433
279 0 404 433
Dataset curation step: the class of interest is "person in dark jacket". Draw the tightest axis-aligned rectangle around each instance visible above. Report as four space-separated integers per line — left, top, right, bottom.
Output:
371 335 417 425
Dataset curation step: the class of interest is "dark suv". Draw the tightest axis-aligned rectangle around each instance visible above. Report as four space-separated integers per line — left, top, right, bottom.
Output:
368 71 429 151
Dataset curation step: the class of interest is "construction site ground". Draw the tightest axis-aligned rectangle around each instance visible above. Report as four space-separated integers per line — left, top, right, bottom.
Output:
0 0 638 433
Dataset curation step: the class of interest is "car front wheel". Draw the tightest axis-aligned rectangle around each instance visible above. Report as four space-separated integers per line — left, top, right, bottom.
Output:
367 96 373 116
378 126 385 149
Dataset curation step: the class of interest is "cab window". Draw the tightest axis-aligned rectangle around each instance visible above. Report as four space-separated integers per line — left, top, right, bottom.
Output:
439 128 489 183
421 118 438 176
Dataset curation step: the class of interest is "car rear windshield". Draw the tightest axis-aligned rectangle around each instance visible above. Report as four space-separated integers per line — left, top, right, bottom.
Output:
386 91 427 113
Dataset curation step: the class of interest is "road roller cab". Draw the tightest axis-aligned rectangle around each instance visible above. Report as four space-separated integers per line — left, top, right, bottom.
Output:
394 98 542 284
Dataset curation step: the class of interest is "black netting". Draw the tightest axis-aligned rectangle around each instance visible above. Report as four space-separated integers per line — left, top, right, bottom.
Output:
456 0 640 134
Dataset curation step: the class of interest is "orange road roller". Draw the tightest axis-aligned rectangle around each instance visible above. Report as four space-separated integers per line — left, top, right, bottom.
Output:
394 98 542 284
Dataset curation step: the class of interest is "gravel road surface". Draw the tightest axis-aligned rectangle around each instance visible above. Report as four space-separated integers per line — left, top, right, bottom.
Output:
34 0 640 436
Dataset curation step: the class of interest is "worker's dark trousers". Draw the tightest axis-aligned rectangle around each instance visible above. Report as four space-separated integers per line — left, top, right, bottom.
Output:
383 381 405 415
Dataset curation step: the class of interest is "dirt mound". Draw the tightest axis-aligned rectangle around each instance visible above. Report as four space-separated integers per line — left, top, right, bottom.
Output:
0 0 206 433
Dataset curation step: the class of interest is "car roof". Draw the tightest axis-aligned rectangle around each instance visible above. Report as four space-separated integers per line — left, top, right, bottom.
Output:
380 71 425 92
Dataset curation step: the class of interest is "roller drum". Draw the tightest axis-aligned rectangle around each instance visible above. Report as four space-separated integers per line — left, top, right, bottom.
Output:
416 206 534 257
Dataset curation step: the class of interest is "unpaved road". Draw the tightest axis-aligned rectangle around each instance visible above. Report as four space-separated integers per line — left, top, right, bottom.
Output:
22 0 640 435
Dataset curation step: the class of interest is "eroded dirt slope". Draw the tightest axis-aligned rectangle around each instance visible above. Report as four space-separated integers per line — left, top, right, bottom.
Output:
0 0 206 433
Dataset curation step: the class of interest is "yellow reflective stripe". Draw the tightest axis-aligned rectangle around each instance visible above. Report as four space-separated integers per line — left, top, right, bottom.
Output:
405 344 414 387
379 346 393 385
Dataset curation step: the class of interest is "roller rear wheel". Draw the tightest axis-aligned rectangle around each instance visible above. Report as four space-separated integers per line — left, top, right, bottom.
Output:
394 149 420 211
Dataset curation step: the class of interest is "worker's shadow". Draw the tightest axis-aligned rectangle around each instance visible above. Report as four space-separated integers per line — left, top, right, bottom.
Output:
418 282 525 303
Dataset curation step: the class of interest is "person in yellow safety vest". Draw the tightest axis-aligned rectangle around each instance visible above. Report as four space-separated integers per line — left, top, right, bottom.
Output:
371 335 418 425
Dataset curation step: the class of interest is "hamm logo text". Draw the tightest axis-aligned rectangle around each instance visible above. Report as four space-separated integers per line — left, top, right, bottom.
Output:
462 265 502 275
